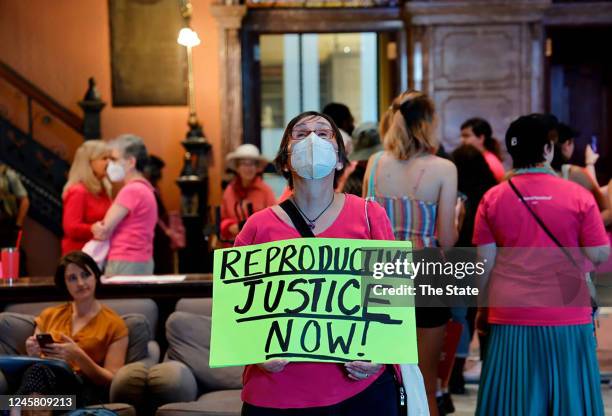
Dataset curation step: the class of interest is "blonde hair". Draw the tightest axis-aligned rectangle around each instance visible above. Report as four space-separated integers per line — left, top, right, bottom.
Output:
382 90 437 160
63 140 111 197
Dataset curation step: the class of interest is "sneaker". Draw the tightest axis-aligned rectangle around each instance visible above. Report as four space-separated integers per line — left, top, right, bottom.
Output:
436 392 455 414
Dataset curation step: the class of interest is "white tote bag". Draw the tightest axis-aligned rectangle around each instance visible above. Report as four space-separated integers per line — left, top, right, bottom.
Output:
402 364 430 415
81 239 110 270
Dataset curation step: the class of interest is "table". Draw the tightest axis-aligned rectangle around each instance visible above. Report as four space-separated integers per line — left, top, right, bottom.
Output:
0 274 213 303
0 274 214 354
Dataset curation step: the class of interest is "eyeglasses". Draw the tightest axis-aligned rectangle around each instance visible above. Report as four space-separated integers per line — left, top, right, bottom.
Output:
290 128 335 140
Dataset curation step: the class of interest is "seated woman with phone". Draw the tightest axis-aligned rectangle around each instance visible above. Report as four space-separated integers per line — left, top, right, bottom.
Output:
17 251 128 405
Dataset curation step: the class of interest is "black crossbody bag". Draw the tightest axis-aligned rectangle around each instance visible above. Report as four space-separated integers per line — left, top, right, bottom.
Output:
278 199 407 414
508 179 597 311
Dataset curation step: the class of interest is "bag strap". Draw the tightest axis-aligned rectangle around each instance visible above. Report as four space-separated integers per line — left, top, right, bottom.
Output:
367 151 383 198
279 199 315 238
508 178 580 270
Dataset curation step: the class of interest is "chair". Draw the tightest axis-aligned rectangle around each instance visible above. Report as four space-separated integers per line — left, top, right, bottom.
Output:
147 298 243 416
0 298 161 416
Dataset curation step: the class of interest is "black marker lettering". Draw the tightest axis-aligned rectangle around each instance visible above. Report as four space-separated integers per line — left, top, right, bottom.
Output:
245 249 263 277
220 249 241 280
285 279 309 314
327 322 356 354
265 320 293 353
265 246 281 275
350 248 364 273
298 245 315 271
279 245 298 273
338 279 360 315
308 278 325 312
264 280 286 312
334 247 349 271
235 279 263 314
325 280 338 313
319 245 332 271
300 320 321 353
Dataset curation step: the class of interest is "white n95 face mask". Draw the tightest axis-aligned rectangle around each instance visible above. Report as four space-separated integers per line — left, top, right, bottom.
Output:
290 132 337 180
106 160 126 182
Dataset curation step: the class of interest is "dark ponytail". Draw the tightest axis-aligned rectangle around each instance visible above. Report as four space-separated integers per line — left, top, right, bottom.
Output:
461 118 502 161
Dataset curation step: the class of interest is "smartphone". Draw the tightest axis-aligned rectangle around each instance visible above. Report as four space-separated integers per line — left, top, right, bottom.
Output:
36 333 54 348
591 136 598 153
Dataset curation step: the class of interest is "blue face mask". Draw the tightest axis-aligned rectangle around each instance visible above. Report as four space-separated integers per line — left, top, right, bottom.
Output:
290 132 337 180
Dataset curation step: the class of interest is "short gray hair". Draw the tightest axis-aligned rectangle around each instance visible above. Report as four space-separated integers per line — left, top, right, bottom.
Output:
110 134 148 172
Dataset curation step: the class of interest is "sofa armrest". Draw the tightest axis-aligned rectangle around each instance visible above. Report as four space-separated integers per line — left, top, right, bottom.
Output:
148 361 198 408
0 370 7 394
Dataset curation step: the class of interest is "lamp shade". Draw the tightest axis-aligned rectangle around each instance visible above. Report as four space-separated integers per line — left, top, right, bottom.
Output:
177 27 201 47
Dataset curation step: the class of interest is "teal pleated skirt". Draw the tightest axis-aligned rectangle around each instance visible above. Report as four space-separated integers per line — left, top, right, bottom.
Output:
476 324 603 416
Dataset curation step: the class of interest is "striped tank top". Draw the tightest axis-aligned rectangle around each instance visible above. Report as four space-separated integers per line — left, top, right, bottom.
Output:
366 152 438 249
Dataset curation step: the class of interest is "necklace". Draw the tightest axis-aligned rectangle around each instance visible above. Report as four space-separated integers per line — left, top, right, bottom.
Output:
514 166 558 176
291 194 335 230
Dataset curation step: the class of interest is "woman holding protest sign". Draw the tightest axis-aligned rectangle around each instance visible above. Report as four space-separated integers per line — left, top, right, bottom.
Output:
234 111 427 415
364 90 458 416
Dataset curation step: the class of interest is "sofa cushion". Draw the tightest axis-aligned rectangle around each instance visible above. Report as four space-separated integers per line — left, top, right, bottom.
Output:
122 314 152 363
103 299 158 333
165 312 242 392
0 313 35 355
156 389 242 416
175 298 212 316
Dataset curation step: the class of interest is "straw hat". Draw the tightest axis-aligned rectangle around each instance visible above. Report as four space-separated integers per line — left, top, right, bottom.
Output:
226 144 268 170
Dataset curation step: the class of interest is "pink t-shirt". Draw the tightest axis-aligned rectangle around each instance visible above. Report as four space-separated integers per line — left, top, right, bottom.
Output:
483 150 505 182
108 179 157 262
234 194 395 409
473 173 608 326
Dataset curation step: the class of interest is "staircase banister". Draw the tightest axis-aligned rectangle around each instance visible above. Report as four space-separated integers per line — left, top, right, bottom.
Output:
0 60 83 134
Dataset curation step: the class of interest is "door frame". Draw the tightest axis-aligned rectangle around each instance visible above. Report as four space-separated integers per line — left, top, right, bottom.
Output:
241 7 409 148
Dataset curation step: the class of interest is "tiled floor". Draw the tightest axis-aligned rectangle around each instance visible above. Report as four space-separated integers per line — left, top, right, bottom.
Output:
451 384 612 415
450 305 612 415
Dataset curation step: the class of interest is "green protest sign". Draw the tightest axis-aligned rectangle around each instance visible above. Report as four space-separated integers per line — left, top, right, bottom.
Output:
210 238 417 367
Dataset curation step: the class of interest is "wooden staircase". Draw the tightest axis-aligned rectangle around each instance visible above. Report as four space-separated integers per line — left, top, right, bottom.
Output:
0 61 88 235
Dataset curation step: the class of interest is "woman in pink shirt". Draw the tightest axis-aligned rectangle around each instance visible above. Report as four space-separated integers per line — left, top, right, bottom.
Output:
236 111 427 415
474 114 610 415
220 144 276 243
460 118 505 182
92 135 157 276
62 140 112 254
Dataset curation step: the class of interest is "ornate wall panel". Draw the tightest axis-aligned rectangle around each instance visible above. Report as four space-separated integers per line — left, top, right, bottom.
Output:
406 2 547 160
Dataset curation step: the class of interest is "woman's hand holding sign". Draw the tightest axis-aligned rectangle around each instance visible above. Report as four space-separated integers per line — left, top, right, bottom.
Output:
344 361 383 381
258 359 289 373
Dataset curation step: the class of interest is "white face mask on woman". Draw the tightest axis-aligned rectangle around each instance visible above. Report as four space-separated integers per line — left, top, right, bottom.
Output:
106 160 126 182
290 132 337 180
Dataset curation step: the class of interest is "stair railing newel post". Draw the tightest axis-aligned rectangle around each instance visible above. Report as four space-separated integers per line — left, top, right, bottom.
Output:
78 78 106 140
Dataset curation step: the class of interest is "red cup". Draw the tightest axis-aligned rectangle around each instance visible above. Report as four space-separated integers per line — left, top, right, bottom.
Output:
1 247 19 279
